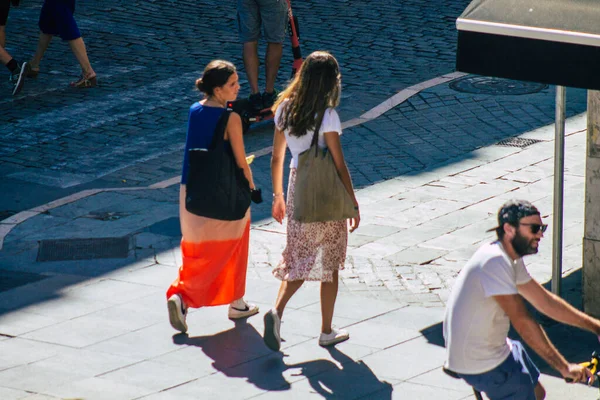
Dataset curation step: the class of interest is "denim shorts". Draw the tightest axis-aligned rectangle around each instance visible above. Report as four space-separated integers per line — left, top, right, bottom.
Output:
458 340 540 400
39 0 81 41
237 0 287 43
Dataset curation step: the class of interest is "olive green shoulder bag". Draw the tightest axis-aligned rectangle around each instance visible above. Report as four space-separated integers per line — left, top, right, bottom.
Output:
293 112 358 223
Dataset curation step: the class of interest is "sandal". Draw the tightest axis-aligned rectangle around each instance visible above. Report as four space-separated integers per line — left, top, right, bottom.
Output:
70 75 97 88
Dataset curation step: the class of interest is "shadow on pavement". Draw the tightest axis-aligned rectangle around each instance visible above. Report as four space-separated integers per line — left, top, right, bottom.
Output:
321 347 393 399
172 319 392 399
421 322 444 348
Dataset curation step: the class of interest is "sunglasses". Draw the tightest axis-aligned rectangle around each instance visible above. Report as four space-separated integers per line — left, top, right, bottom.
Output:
519 223 548 234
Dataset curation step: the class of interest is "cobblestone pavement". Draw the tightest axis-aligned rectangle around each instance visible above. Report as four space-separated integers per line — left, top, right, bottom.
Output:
0 0 467 199
2 0 585 210
0 0 590 304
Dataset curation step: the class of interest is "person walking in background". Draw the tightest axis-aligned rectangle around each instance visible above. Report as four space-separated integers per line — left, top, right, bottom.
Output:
263 51 360 351
27 0 96 88
166 60 259 334
1 0 27 95
237 0 287 112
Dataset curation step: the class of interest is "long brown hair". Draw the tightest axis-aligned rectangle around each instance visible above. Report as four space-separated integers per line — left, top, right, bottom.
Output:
272 51 341 137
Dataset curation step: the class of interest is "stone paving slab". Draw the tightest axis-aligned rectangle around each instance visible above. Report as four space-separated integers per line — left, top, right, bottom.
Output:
0 113 590 305
0 277 479 399
0 114 597 399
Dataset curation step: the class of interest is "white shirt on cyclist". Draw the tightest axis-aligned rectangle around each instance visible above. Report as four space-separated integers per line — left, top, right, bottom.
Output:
274 99 343 169
443 241 532 374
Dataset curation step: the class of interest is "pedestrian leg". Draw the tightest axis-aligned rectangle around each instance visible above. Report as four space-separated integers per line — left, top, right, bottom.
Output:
275 279 303 318
0 24 5 48
263 279 303 351
318 270 349 346
0 46 11 65
1 25 27 95
68 37 96 87
320 270 339 334
29 32 52 71
243 41 260 94
68 37 94 76
264 42 282 93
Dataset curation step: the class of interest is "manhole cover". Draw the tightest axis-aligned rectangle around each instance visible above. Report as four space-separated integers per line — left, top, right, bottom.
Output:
496 137 543 148
37 237 130 262
0 270 47 292
450 76 547 95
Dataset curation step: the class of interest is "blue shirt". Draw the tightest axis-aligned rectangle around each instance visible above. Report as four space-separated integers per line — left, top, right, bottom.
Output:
181 103 226 184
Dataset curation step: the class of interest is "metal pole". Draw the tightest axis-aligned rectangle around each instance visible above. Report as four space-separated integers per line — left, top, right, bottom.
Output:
552 86 566 295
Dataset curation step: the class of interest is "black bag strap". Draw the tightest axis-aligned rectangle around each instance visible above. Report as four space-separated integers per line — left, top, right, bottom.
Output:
311 110 326 157
208 109 232 150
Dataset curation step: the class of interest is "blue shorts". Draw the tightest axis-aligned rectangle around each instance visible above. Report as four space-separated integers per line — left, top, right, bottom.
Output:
458 340 540 400
39 0 81 41
237 0 287 43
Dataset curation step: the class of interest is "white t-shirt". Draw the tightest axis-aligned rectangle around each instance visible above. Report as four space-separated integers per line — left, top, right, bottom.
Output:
274 100 343 168
443 241 532 374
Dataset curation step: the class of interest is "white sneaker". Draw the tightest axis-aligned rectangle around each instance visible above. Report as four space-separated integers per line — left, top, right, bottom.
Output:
10 61 27 96
319 328 349 347
167 294 188 333
228 300 259 319
263 308 281 351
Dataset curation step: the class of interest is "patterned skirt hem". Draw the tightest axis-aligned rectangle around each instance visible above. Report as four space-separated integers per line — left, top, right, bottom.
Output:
272 260 344 283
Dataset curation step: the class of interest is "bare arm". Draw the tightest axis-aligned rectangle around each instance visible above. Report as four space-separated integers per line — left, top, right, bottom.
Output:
270 127 287 224
324 131 360 232
495 294 590 382
519 279 600 335
225 112 255 189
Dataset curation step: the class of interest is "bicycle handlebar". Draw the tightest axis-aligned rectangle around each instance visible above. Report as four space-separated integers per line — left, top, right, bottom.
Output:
565 351 599 383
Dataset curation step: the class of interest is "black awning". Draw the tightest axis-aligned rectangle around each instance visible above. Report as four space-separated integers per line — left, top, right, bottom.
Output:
456 0 600 90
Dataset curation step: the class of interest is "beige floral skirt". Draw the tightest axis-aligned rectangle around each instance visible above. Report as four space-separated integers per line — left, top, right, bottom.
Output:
272 169 347 282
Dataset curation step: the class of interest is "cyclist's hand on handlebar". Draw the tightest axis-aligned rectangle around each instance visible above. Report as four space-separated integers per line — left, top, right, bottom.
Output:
563 363 595 385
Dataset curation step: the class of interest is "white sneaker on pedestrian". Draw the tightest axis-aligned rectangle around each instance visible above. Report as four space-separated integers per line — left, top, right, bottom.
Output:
263 308 281 351
319 328 349 347
167 294 188 333
10 61 27 96
228 299 259 319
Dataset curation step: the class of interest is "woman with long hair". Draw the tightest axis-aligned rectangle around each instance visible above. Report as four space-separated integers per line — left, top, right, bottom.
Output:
166 60 259 334
263 51 360 351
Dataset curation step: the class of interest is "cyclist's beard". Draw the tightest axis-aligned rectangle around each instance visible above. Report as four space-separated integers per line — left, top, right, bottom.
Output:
512 230 538 257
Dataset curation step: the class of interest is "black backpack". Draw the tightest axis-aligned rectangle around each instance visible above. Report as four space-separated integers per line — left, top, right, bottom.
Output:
185 110 251 221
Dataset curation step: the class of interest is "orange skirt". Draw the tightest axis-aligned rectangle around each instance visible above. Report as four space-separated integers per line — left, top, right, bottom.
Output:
166 185 250 308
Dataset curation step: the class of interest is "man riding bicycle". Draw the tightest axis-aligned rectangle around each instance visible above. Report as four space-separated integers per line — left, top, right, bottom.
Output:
444 199 600 399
